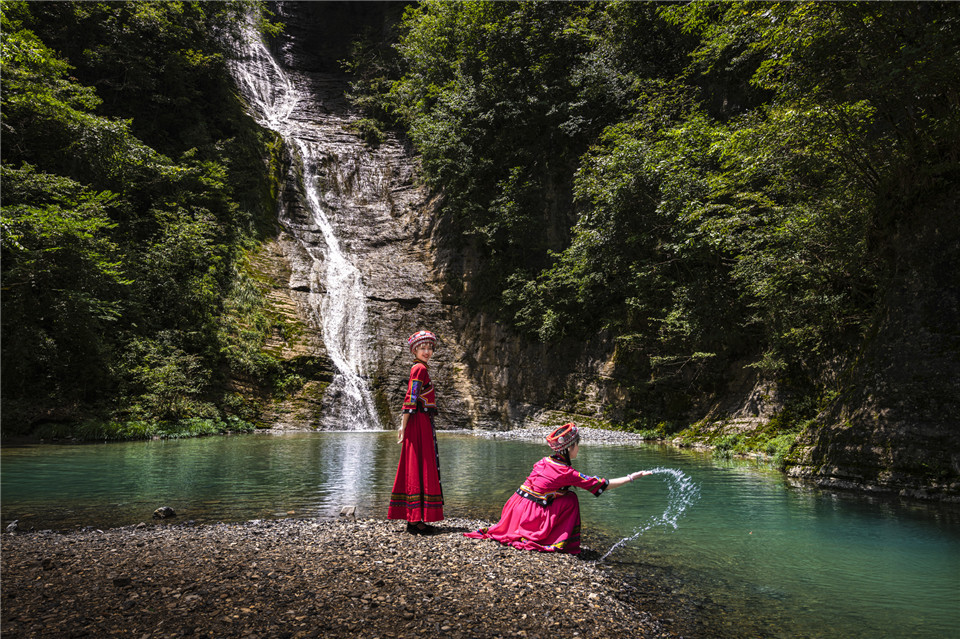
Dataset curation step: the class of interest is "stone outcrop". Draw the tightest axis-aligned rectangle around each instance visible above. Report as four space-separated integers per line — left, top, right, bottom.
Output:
787 213 960 502
260 2 612 431
263 2 482 430
244 235 336 429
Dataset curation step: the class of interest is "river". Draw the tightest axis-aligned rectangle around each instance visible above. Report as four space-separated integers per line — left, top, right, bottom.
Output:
2 431 958 639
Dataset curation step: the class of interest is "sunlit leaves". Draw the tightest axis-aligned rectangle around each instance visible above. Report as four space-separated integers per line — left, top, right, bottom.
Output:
0 6 101 115
362 0 958 428
1 164 129 401
388 1 606 266
120 332 215 421
1 165 128 306
1 1 270 426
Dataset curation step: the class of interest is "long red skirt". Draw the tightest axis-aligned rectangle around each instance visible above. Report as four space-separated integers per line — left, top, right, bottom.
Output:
464 491 582 554
387 412 443 523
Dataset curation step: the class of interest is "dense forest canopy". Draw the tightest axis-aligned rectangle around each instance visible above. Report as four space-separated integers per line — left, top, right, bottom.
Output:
348 0 960 433
2 0 957 474
1 1 289 435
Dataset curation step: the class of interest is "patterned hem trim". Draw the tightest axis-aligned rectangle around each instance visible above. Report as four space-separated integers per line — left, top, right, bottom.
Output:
388 502 443 510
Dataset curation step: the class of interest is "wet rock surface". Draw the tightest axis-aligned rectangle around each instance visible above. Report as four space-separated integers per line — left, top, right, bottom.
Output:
259 3 630 433
2 517 686 639
263 1 486 431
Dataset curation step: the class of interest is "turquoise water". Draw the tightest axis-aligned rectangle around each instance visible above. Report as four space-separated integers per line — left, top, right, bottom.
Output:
3 431 958 638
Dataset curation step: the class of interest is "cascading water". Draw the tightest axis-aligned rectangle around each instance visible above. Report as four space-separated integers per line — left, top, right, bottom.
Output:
599 467 700 561
229 20 380 430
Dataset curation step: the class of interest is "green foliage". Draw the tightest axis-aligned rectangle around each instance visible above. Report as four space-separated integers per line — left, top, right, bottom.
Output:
347 118 386 147
118 332 214 421
709 426 805 469
1 1 286 435
354 1 687 311
31 416 255 442
342 14 406 133
22 1 249 158
1 165 129 401
350 0 960 428
679 395 818 466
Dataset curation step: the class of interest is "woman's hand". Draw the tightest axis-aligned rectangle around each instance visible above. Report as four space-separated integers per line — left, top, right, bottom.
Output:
397 426 405 444
608 470 653 490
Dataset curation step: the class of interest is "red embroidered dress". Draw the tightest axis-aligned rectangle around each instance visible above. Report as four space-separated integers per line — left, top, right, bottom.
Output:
464 456 609 554
388 362 444 523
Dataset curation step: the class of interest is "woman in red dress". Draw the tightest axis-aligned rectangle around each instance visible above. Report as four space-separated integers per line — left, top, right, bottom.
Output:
465 423 651 554
388 330 444 534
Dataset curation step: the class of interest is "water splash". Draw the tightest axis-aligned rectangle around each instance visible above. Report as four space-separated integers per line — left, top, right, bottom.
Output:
227 19 380 430
599 467 700 561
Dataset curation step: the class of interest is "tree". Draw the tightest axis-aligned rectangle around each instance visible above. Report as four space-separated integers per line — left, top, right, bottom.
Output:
353 0 960 426
1 1 279 430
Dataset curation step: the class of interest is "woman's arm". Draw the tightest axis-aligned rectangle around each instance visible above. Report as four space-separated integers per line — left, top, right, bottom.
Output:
605 470 653 491
399 364 425 443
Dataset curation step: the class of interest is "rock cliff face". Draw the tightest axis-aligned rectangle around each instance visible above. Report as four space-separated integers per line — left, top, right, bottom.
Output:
787 199 960 501
260 1 612 431
260 1 475 430
244 235 336 430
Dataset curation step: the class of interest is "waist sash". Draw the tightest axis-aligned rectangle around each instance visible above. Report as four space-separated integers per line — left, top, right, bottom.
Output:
516 484 569 507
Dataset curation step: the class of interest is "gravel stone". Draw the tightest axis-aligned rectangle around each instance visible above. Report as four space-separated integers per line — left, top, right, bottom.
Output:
2 517 683 638
470 424 653 446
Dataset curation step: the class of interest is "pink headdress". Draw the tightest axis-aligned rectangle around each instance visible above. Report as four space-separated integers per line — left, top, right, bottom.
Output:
547 423 580 452
407 330 437 353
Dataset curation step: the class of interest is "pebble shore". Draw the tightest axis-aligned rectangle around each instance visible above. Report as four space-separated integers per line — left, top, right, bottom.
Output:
2 517 684 639
470 424 655 446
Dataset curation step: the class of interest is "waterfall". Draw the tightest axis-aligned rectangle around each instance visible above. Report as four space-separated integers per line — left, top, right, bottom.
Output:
229 20 380 430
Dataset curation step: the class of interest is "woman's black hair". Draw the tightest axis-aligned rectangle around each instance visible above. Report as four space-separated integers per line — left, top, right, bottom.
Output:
551 448 572 465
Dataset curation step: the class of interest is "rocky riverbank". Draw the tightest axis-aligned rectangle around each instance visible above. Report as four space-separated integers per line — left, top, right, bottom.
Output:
2 517 685 639
470 423 653 446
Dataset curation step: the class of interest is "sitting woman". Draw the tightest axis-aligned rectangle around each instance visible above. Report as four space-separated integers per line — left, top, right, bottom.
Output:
465 423 651 554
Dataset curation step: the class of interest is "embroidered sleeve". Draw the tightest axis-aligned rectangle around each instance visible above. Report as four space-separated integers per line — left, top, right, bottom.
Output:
568 467 610 497
402 364 427 414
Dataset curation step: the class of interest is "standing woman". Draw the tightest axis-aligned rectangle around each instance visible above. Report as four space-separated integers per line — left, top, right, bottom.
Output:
388 330 444 534
465 423 651 554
